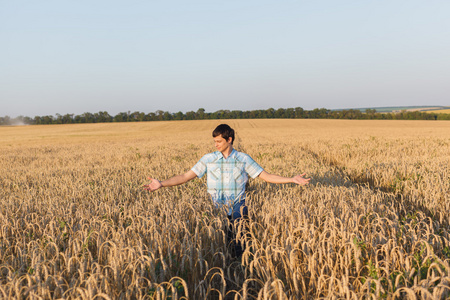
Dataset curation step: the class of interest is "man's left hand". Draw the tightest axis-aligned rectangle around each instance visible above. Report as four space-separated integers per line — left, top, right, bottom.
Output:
293 173 311 186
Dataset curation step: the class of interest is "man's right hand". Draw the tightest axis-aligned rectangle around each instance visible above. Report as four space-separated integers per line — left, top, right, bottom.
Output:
144 177 162 192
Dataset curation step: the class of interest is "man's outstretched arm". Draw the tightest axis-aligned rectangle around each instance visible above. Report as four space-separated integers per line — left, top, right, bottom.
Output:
144 170 197 192
258 171 311 186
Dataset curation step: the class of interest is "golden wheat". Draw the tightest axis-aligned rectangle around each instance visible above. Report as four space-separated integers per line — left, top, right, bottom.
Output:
1 119 449 299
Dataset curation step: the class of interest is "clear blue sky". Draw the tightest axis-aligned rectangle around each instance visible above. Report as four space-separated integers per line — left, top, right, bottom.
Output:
1 0 449 117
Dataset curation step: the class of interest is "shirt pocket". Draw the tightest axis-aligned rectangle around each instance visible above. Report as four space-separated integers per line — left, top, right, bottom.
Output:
207 164 221 181
233 163 245 181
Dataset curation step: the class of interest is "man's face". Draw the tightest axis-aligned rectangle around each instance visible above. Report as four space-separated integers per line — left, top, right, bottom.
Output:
214 135 232 153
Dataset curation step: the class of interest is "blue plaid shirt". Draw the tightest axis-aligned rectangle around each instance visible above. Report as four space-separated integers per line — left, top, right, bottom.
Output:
191 149 264 215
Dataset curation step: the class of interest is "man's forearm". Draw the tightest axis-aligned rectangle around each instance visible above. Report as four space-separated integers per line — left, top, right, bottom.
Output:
259 171 294 184
161 174 189 187
160 170 197 188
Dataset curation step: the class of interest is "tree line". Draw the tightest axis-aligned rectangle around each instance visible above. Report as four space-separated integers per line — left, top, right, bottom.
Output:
1 107 450 126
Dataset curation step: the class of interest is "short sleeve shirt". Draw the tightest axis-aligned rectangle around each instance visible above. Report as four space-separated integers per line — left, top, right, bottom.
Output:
191 149 263 211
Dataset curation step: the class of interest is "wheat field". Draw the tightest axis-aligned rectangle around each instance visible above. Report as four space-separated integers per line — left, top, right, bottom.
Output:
425 109 450 114
1 119 449 299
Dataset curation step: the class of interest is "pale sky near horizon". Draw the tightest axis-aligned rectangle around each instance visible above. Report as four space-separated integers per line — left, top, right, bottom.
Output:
1 1 449 118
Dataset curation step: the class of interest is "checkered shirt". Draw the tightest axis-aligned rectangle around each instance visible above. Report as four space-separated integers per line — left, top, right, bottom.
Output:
191 149 264 214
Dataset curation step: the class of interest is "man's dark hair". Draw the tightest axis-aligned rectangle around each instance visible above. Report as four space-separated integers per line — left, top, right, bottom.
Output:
213 124 235 144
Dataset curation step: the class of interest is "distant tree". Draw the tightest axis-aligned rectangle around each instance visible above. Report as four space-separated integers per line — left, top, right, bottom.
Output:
163 111 172 121
341 109 362 120
2 116 12 125
309 108 329 119
146 112 156 121
81 112 95 123
196 108 206 119
55 114 63 124
294 107 304 118
7 106 450 126
114 112 128 122
129 111 144 122
275 108 286 118
230 110 243 119
185 111 195 120
153 110 163 121
74 115 81 123
23 116 33 124
265 108 275 118
42 115 54 124
33 116 41 124
62 114 74 124
437 113 450 120
138 112 146 122
173 111 184 120
285 108 295 118
94 111 112 123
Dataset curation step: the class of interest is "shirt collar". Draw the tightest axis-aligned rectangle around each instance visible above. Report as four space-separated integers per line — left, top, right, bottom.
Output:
216 148 237 160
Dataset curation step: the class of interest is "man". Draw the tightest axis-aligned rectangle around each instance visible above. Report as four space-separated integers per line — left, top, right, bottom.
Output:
144 124 310 255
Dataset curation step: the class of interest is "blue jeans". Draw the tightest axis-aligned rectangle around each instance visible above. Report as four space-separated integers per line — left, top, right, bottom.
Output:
227 200 249 257
231 199 248 220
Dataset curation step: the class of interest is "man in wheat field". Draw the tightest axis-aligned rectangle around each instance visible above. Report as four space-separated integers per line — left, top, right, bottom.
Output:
144 124 310 256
